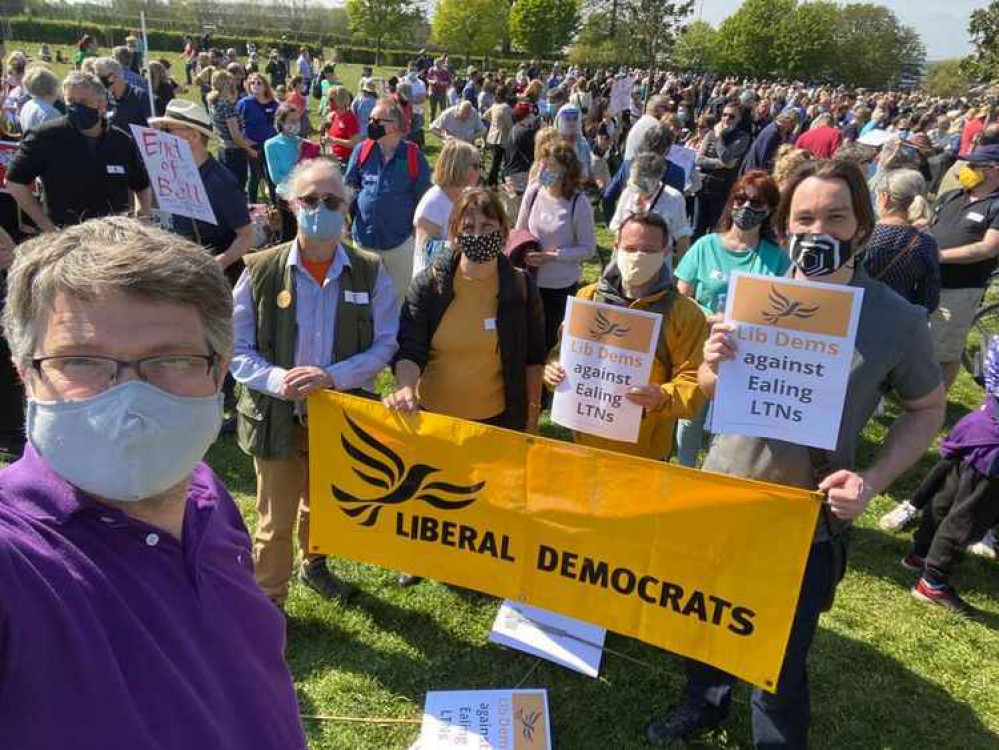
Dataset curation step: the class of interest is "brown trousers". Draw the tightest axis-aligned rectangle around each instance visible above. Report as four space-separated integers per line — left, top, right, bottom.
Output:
252 425 323 602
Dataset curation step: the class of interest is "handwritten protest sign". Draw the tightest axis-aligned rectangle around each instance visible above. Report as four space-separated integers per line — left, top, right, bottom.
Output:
551 297 661 443
0 142 19 193
130 125 216 225
413 689 552 750
711 272 863 450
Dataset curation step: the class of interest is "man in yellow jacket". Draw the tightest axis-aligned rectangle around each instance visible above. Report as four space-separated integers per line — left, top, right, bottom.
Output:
544 211 709 460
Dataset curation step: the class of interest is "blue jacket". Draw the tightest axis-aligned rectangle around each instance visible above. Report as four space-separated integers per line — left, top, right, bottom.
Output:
742 121 784 174
344 140 432 250
601 158 685 223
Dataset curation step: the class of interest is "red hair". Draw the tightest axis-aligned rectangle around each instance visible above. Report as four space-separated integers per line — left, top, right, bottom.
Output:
717 170 781 243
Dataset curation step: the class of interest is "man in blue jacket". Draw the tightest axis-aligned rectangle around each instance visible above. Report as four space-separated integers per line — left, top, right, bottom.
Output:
602 122 685 223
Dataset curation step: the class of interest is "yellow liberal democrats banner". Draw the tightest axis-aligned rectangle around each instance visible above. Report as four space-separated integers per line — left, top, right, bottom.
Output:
308 392 821 692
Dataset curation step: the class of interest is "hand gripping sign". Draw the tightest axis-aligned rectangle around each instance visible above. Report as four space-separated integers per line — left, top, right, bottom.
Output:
308 392 821 691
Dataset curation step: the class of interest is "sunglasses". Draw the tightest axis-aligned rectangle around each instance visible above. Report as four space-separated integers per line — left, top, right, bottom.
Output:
297 193 344 211
733 193 768 210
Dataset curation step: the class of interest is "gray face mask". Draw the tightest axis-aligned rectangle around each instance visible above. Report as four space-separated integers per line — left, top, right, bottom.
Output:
732 205 769 230
27 381 222 502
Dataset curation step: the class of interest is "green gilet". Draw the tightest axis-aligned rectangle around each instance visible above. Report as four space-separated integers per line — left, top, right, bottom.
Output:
236 241 381 459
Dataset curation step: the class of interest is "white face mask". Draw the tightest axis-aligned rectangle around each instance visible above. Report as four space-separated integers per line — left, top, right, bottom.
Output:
27 381 223 502
617 250 664 287
283 122 300 136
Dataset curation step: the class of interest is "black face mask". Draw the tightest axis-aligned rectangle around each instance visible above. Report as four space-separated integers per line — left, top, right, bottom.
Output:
66 102 102 131
788 233 854 277
367 120 387 141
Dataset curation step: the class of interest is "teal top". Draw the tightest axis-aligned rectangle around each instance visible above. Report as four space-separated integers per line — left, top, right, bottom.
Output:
264 134 301 199
675 232 791 315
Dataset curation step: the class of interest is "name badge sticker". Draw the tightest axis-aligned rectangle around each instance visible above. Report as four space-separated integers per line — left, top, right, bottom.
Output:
484 318 497 330
968 212 986 223
106 165 125 175
345 291 370 304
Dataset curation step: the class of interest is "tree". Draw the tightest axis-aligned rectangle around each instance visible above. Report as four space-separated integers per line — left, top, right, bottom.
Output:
833 4 925 89
924 59 975 98
623 0 694 68
715 0 796 77
432 0 509 59
345 0 421 64
962 1 999 83
775 1 839 81
568 0 692 67
509 0 580 59
671 19 718 71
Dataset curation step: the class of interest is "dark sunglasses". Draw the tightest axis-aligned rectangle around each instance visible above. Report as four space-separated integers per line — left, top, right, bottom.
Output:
733 193 768 210
298 193 344 211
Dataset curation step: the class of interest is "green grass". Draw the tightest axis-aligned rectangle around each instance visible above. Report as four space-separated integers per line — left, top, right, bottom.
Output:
11 37 999 749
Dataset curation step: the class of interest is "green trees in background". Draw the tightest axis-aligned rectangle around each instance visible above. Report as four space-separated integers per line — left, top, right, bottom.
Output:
432 0 509 60
345 0 422 65
509 0 580 60
962 1 999 84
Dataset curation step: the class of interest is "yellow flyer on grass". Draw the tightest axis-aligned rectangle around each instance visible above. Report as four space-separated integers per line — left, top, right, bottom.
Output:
550 296 662 443
711 271 863 450
308 392 821 691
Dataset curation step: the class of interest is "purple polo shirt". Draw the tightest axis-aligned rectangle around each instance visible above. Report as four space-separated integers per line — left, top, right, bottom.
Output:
0 446 307 749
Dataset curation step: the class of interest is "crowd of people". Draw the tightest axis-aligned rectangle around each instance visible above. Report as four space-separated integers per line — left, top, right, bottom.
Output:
1 32 998 749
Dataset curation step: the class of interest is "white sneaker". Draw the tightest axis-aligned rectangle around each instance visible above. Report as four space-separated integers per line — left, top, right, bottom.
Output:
879 500 919 532
967 530 998 560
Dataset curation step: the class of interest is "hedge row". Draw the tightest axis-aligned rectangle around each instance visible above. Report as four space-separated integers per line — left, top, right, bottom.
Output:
6 17 541 71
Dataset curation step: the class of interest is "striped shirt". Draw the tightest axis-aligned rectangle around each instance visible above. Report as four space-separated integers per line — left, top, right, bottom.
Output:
210 98 243 150
863 224 940 313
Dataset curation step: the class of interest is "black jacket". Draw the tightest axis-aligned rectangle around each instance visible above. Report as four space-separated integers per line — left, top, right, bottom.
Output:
396 249 546 430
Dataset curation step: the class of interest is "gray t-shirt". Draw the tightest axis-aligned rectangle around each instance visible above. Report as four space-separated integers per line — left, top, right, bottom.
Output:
702 269 942 539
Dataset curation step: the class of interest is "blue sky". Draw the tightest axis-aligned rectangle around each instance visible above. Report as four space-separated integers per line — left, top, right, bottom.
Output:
695 0 976 61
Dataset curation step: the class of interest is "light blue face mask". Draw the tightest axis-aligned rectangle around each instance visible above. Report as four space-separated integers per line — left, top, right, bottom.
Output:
27 381 223 502
538 168 561 188
297 205 345 240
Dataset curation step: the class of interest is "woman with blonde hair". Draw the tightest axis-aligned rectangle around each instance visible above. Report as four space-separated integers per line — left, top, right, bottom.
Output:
324 85 360 170
148 60 174 117
208 69 257 191
771 145 814 189
516 140 597 351
412 139 482 277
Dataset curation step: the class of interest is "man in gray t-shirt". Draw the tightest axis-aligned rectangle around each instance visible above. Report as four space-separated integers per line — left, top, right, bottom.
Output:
429 101 486 144
646 160 945 749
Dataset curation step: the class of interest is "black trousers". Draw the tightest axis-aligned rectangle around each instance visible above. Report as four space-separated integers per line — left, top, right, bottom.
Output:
485 144 505 187
912 457 999 585
540 283 576 354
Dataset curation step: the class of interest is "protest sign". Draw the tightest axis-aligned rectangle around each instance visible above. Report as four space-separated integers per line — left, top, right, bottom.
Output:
415 689 552 750
129 125 217 225
0 142 18 193
667 145 697 184
309 392 821 691
490 601 605 678
710 272 863 450
550 296 662 443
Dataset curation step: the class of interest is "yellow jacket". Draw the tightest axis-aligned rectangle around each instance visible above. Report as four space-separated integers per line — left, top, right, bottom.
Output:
563 284 709 460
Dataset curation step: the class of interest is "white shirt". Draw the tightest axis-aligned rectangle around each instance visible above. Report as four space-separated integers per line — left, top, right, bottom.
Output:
408 76 427 115
608 183 692 250
412 186 454 278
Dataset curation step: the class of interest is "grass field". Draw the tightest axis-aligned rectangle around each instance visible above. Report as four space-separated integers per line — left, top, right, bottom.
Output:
7 38 999 750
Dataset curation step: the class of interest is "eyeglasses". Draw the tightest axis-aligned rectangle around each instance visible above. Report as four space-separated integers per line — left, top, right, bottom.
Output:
733 193 768 210
297 193 344 211
31 354 219 399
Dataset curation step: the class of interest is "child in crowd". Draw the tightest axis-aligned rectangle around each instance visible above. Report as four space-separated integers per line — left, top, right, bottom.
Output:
902 336 999 616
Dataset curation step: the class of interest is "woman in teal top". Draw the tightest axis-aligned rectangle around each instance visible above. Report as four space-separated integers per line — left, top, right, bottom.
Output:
674 170 789 467
264 104 308 241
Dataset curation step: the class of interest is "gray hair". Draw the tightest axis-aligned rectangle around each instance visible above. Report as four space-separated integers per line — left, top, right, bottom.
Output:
62 70 105 100
288 157 343 198
375 96 404 125
630 153 665 191
93 57 122 77
2 217 234 368
877 168 929 222
645 95 667 115
23 65 59 99
638 122 674 156
112 45 133 68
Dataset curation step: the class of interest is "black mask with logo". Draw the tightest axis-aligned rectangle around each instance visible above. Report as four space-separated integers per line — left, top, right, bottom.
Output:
788 233 854 277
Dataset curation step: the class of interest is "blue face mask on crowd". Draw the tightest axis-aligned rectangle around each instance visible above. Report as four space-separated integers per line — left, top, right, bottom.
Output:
66 101 102 131
538 168 561 188
297 204 344 240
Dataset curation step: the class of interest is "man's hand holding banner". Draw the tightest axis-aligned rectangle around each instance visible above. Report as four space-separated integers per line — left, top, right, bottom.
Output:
308 392 821 691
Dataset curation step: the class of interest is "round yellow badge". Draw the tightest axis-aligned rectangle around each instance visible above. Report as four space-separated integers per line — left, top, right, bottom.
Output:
277 290 292 309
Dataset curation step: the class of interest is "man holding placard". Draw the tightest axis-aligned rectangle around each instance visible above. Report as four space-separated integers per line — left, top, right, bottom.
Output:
544 212 708 459
646 160 945 747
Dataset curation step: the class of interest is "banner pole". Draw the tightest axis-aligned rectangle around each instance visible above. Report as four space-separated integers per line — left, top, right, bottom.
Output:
141 11 155 120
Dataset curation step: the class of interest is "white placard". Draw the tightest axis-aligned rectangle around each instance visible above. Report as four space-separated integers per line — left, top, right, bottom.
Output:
130 125 217 225
551 296 662 443
711 272 863 450
667 145 697 183
414 689 552 750
490 600 605 679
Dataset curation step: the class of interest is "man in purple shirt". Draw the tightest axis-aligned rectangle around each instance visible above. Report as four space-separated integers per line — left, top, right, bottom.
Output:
0 216 307 749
